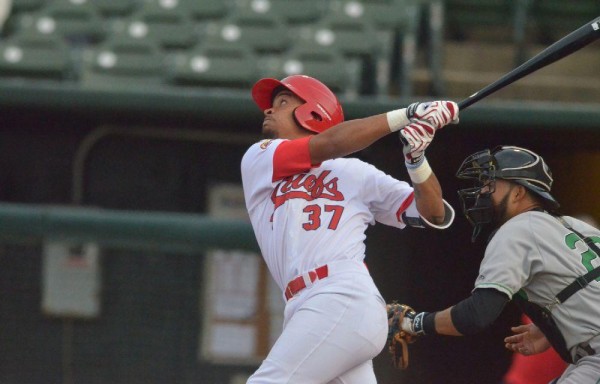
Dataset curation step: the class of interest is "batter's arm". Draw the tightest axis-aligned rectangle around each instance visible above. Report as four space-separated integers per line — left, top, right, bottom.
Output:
411 171 445 225
308 114 392 164
309 112 448 225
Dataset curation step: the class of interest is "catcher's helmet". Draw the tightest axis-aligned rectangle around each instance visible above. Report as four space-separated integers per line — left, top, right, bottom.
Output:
456 146 559 241
251 75 344 134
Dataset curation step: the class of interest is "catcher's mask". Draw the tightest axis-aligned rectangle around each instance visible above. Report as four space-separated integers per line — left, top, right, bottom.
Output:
251 74 344 134
456 145 559 242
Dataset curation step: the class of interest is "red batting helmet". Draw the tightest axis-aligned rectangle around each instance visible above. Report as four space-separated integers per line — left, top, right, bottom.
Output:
251 75 344 134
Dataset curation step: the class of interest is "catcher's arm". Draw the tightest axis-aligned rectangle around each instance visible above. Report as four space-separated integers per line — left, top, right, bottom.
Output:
386 290 510 368
399 288 510 339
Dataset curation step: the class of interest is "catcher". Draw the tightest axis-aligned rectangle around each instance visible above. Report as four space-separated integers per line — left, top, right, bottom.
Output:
386 146 600 383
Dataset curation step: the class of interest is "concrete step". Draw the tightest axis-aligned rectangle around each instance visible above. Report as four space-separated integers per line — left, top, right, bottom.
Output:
412 69 600 103
412 40 600 102
442 42 518 73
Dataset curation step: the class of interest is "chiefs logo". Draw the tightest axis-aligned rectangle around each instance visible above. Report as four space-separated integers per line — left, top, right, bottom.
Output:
271 170 344 209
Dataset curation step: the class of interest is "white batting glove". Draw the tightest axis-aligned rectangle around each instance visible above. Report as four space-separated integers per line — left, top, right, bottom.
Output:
400 119 435 164
407 100 459 129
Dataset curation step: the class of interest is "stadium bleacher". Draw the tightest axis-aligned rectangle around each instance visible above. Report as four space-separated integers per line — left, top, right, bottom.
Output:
1 0 599 101
1 0 420 98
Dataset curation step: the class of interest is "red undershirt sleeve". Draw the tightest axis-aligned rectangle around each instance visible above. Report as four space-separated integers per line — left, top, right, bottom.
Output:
272 136 321 181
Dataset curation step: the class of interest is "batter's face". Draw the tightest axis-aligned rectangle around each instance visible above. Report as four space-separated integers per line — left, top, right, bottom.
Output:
261 90 306 139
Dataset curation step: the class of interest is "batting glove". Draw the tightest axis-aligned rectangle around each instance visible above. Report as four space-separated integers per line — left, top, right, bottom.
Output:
400 119 436 164
401 311 427 336
407 101 459 129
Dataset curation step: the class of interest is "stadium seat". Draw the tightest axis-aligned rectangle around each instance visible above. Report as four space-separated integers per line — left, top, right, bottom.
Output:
348 0 420 95
0 32 74 80
167 42 260 89
296 12 383 95
260 44 361 97
9 0 45 14
234 0 326 26
326 0 421 97
175 0 232 22
121 4 198 50
80 36 166 89
93 0 139 17
22 1 107 45
202 10 290 55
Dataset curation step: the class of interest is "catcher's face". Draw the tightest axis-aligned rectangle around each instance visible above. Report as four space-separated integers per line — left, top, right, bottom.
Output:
262 90 306 139
489 180 520 227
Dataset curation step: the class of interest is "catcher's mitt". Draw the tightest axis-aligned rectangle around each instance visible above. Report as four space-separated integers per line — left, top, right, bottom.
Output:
386 302 419 369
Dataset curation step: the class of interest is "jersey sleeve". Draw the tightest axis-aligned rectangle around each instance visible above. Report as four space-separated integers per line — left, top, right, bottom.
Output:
241 139 279 213
361 162 454 230
241 137 316 213
474 216 542 298
358 162 415 229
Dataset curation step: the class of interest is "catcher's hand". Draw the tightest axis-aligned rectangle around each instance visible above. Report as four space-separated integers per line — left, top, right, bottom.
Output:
386 302 420 369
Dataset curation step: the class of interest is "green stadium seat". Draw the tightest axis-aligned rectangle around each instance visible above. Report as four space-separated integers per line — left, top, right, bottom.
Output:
234 0 326 26
24 1 107 44
9 0 45 14
121 4 198 50
325 0 421 97
202 11 290 55
175 0 232 22
296 12 383 95
80 36 166 89
167 41 259 89
0 32 74 80
260 44 361 97
93 0 139 17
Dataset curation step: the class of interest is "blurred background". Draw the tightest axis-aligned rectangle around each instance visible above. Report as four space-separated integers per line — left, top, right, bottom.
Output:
0 0 599 383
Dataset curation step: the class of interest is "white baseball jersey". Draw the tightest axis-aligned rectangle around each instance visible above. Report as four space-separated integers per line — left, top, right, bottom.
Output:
475 211 600 355
241 137 421 293
242 137 456 383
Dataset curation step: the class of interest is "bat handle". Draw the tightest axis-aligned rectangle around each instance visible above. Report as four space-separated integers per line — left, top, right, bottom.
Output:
458 95 477 110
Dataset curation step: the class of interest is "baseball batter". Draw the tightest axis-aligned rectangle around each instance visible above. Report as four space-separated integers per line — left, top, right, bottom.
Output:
396 146 600 383
241 74 458 383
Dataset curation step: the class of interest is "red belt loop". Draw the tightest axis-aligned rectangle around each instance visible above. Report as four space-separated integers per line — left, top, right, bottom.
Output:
284 265 329 301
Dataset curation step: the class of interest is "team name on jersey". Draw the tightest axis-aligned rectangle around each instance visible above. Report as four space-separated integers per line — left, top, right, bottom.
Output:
271 170 344 209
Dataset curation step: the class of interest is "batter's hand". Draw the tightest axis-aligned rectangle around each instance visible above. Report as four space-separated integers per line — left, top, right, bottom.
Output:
400 119 435 164
504 323 552 356
407 101 459 128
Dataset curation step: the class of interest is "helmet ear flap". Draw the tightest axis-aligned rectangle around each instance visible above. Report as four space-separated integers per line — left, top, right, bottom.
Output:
293 103 326 133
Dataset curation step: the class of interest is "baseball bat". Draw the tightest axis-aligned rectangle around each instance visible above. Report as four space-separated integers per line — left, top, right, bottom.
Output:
458 16 600 110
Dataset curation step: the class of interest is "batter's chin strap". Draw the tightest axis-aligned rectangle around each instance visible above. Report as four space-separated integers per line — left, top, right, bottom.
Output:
553 216 600 305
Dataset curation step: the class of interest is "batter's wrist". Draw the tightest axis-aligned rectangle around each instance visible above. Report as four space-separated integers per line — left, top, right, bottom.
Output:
386 108 410 132
405 157 432 184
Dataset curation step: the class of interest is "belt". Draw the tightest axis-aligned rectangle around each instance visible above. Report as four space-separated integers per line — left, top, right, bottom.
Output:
285 265 329 301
